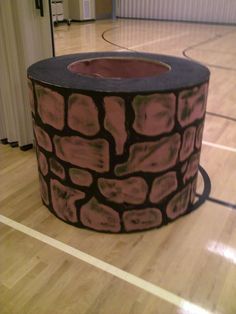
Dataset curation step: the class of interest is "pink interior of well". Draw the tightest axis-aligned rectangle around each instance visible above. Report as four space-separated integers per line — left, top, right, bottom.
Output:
68 58 170 79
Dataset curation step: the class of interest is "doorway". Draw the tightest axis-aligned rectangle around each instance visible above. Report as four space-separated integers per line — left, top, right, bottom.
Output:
95 0 112 19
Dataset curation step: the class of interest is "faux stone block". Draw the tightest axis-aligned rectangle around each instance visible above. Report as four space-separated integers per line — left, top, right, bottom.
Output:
28 52 209 233
178 83 208 127
183 152 200 183
115 133 181 176
191 177 198 203
98 177 148 204
50 179 85 223
150 172 178 203
196 123 204 149
68 93 99 136
123 208 162 231
49 158 65 179
132 93 176 136
54 135 109 172
39 174 49 205
37 150 48 176
36 85 64 130
180 126 196 161
69 168 93 186
166 184 191 220
80 198 120 232
34 125 52 152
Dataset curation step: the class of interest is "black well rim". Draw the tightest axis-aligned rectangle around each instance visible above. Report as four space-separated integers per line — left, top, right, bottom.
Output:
27 51 210 93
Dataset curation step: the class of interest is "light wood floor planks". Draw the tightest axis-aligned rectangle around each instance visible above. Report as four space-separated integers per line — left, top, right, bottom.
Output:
1 18 236 314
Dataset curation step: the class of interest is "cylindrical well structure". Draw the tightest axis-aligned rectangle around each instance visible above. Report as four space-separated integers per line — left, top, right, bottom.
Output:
27 51 210 233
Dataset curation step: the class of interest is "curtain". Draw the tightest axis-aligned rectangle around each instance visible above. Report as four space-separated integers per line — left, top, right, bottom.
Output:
0 0 53 149
116 0 236 24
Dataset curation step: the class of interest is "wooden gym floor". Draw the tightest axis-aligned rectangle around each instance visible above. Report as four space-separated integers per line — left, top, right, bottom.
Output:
1 19 236 314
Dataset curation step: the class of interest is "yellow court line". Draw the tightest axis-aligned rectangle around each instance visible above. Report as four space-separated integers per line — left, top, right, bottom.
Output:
202 141 236 153
0 214 211 314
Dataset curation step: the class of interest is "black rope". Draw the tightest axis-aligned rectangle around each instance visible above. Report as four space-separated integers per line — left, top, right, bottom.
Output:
191 165 211 211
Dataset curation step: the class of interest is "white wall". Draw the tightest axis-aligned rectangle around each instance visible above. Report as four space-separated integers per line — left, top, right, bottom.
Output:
116 0 236 24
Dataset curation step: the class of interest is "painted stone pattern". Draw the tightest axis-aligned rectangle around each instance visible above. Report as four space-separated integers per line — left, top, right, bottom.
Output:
98 177 148 204
150 171 178 203
28 80 35 114
115 133 181 176
68 94 100 136
178 83 208 127
181 162 188 174
123 208 162 232
29 81 208 233
34 124 52 152
166 184 191 220
50 179 85 223
39 174 49 205
180 126 196 161
195 123 204 149
104 96 127 155
37 149 48 176
80 197 120 232
35 85 65 130
191 177 197 203
183 152 200 183
50 158 65 180
69 168 93 187
53 135 109 172
132 93 176 136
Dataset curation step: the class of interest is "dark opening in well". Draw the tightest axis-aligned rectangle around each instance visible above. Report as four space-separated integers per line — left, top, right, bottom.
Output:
68 57 170 79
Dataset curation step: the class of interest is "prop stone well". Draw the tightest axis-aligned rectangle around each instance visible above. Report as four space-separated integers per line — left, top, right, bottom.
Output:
28 51 210 233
